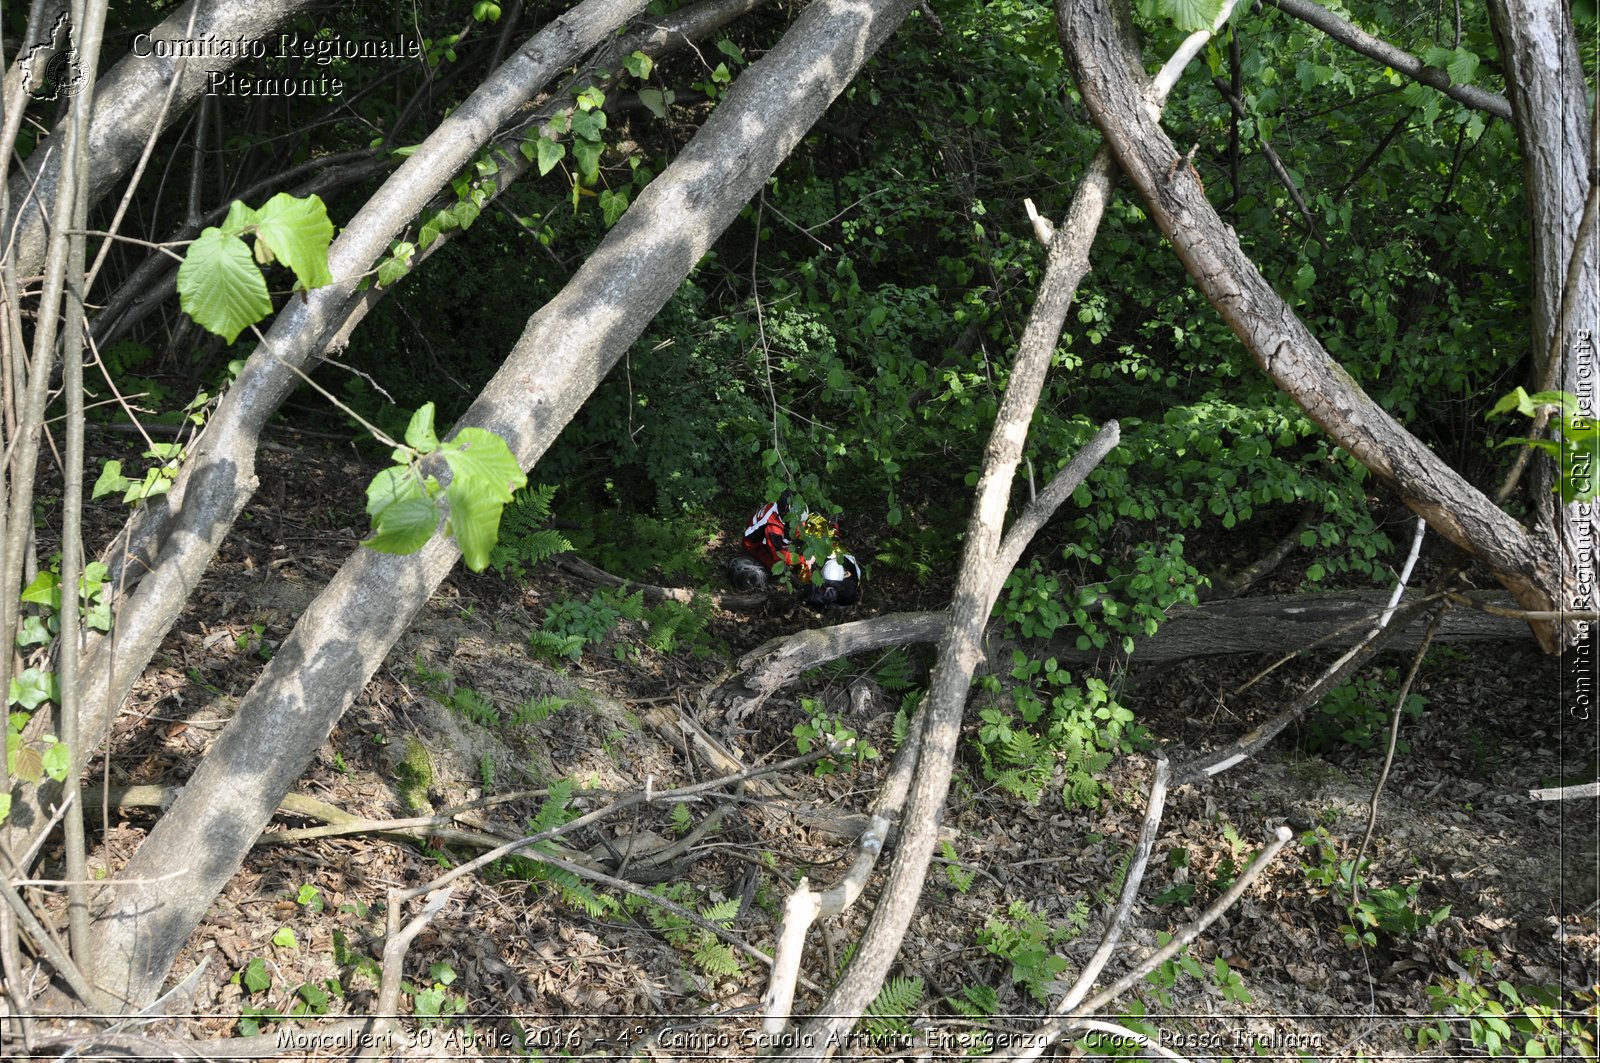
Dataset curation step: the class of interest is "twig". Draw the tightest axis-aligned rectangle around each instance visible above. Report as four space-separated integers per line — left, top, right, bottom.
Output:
361 886 454 1059
1528 781 1600 801
1052 756 1170 1016
1006 826 1295 1057
1445 591 1600 622
1351 608 1446 905
761 710 926 1034
1374 516 1426 633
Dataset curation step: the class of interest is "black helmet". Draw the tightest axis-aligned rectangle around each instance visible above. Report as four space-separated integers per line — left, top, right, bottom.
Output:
728 555 768 592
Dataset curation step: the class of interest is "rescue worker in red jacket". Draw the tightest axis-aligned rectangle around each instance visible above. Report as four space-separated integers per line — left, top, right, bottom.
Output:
729 496 861 609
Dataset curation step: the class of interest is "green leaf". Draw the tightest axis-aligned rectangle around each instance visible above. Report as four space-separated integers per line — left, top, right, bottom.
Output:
40 739 69 783
17 616 51 647
716 38 745 63
1446 48 1479 85
638 88 672 119
623 51 653 80
376 242 414 287
441 429 525 502
177 229 272 344
243 958 271 993
535 136 564 176
92 459 130 500
272 926 298 949
1158 0 1221 31
572 137 603 185
576 85 606 112
365 466 441 556
219 200 261 237
599 188 629 227
570 108 606 142
253 193 334 290
0 792 11 825
20 571 59 608
9 668 57 709
405 404 439 453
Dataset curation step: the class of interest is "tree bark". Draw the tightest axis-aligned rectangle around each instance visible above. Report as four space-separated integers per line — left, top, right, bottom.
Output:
1059 0 1571 651
89 0 920 1006
1485 0 1598 620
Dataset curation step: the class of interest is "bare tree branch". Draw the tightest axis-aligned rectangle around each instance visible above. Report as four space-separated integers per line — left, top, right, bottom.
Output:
1263 0 1512 120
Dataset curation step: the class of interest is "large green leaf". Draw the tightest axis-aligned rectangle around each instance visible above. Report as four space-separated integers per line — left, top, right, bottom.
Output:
445 476 507 572
440 428 526 503
572 137 603 185
366 492 440 556
177 229 271 344
365 466 425 517
534 136 565 176
253 193 334 290
1159 0 1222 31
405 403 439 453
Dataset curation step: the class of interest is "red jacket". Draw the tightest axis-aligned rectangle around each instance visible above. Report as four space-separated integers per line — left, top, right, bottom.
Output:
743 501 796 571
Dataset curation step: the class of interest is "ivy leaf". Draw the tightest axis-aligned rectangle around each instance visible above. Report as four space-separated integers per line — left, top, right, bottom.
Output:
638 88 668 120
177 228 271 344
272 926 298 949
17 615 51 647
253 193 334 290
243 957 271 993
377 241 414 287
623 51 653 80
572 137 603 185
41 739 69 783
20 571 59 608
598 188 629 227
576 85 606 112
534 136 564 176
405 403 439 453
9 667 57 709
570 108 606 142
92 459 130 500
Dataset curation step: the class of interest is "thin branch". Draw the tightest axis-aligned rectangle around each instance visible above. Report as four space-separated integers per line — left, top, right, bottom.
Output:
1008 826 1295 1056
762 710 927 1033
1056 756 1169 1016
1351 606 1445 905
1263 0 1512 120
1172 595 1445 784
1528 781 1600 801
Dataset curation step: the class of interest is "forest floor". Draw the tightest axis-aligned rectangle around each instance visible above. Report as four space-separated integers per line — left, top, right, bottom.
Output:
35 439 1600 1060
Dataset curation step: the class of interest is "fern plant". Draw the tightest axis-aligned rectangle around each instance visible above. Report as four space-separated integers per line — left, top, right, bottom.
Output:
862 975 925 1043
624 883 743 980
489 483 571 578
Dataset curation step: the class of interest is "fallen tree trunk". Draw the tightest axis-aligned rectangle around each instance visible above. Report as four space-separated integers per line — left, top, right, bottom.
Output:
710 590 1530 719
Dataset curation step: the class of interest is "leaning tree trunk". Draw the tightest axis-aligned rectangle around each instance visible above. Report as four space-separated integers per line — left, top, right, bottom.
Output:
91 0 921 1006
0 0 657 871
1486 0 1598 620
1059 0 1573 652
